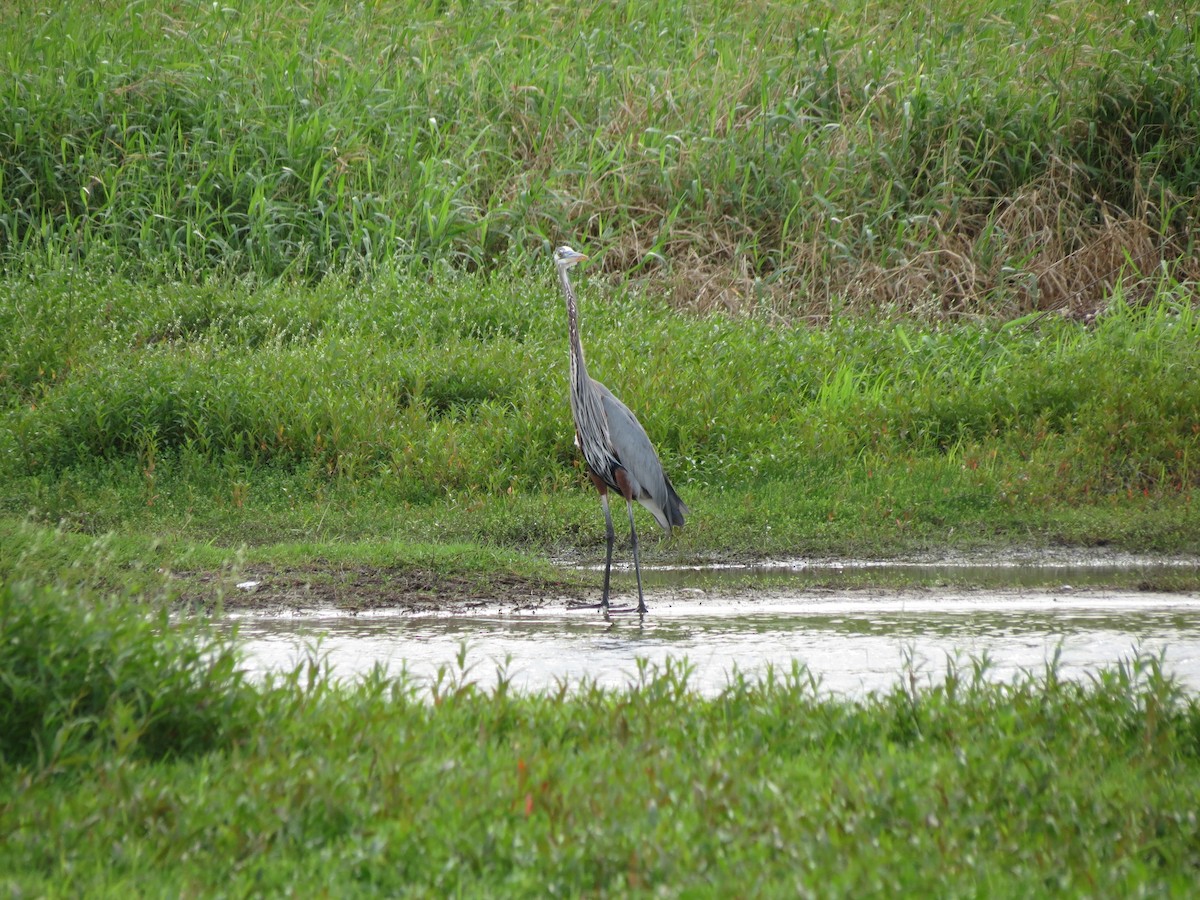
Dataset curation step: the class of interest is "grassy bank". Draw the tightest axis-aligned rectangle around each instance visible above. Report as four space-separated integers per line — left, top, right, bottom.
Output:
3 582 1200 895
2 0 1198 589
2 0 1198 312
2 269 1198 599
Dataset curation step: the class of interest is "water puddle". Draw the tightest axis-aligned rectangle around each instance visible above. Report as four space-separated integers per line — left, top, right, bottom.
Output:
228 588 1200 697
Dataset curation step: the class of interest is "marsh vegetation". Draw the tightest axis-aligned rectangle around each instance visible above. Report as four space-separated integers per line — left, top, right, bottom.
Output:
3 0 1200 891
4 584 1200 895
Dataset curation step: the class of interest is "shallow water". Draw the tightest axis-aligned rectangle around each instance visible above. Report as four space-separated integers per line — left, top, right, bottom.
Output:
635 554 1198 590
229 587 1200 697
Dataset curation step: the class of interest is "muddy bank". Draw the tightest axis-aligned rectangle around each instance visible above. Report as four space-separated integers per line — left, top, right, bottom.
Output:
175 562 583 615
181 547 1200 616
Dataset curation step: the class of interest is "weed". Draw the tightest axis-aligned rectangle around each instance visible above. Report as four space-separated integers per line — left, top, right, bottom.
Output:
0 581 253 768
2 591 1198 894
1 1 1197 313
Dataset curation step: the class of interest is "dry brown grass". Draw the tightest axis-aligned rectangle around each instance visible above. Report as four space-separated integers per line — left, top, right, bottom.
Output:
606 163 1198 322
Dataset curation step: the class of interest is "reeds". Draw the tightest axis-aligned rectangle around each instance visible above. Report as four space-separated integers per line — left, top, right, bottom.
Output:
2 0 1197 315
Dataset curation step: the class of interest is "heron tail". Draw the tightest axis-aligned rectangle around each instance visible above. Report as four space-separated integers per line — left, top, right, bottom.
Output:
640 476 688 535
664 479 688 532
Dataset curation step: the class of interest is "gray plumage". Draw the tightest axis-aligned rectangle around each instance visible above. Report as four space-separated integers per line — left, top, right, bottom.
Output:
553 244 687 615
591 380 687 532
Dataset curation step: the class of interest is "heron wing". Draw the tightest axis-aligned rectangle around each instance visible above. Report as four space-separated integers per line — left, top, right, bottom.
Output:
594 379 687 533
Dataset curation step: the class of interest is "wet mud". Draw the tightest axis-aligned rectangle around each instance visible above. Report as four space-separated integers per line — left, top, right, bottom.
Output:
202 551 1200 696
200 547 1200 616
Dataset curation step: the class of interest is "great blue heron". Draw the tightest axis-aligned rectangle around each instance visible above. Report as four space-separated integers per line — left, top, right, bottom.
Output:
553 244 687 615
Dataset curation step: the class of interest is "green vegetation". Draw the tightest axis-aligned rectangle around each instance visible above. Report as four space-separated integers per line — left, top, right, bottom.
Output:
3 2 1200 891
4 583 1200 894
2 1 1197 585
1 0 1197 579
0 582 250 769
2 268 1198 584
2 0 1198 312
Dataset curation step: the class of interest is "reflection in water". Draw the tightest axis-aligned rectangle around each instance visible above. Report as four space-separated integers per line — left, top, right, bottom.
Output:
227 592 1200 697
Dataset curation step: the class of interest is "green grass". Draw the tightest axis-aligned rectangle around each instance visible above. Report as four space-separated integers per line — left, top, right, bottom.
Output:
0 515 577 613
3 582 1200 895
3 3 1199 892
0 582 253 770
2 0 1198 312
1 268 1197 581
1 0 1196 580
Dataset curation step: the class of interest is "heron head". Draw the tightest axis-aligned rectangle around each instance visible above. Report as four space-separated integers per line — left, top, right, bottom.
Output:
553 245 588 269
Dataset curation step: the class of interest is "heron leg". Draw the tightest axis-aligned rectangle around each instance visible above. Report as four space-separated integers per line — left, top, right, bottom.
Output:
601 471 648 616
600 493 616 608
601 500 647 616
568 477 617 612
625 498 647 615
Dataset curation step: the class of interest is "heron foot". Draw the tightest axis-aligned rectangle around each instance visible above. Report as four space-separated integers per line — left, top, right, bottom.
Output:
603 604 647 616
565 600 646 616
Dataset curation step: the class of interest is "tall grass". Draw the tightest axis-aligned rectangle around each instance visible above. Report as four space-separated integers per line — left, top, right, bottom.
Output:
2 0 1197 313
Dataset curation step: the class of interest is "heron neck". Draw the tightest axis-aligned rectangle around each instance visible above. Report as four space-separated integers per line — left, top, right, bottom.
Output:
559 266 591 388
